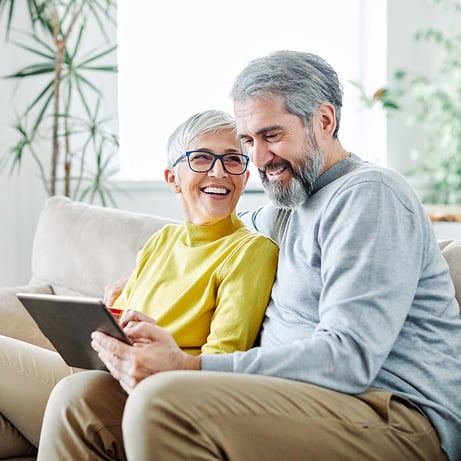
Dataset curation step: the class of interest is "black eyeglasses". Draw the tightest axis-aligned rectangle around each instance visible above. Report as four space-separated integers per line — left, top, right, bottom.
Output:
172 150 249 175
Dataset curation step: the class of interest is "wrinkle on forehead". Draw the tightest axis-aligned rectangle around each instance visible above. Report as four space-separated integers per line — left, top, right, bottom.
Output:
234 97 289 137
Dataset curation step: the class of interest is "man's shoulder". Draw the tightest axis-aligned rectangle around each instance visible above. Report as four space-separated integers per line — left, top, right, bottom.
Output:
330 160 416 200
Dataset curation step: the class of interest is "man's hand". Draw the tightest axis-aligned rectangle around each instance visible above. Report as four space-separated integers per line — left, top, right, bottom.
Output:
91 311 201 393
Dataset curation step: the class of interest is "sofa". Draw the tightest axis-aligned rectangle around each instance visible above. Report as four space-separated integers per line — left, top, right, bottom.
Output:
0 196 179 352
1 196 178 461
1 195 461 461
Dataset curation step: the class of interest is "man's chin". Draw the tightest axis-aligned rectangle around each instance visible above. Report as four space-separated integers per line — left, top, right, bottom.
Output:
262 179 307 209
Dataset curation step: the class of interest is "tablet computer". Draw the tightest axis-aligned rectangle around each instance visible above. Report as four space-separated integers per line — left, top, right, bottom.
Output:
17 292 131 370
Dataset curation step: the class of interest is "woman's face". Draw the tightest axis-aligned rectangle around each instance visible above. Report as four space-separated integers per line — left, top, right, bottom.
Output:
165 128 250 225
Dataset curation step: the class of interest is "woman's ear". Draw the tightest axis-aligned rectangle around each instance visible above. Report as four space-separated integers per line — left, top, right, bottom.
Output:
243 170 250 187
164 168 181 193
239 170 251 196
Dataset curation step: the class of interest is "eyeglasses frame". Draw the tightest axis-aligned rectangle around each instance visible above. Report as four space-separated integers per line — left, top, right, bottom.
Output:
172 150 250 176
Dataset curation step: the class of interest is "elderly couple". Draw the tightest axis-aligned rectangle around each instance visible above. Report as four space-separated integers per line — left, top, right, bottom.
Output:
1 50 461 461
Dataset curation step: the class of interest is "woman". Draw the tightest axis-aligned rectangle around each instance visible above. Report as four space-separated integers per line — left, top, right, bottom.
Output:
0 110 278 458
111 109 278 354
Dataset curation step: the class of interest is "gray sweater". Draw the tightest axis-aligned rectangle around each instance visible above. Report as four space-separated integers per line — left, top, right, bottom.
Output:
202 155 461 460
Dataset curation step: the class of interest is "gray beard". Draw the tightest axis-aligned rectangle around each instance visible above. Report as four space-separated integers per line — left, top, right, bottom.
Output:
259 135 325 209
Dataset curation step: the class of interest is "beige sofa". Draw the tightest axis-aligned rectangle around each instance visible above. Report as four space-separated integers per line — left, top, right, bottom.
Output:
1 196 178 461
1 196 461 461
0 196 178 352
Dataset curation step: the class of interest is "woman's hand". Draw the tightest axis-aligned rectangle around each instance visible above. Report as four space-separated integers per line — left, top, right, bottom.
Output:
103 277 128 307
91 319 201 394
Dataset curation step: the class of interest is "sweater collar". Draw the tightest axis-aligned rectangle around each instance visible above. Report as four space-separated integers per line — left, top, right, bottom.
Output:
184 211 243 246
312 153 363 194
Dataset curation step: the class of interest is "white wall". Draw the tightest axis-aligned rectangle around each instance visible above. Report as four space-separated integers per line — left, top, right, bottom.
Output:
1 0 459 287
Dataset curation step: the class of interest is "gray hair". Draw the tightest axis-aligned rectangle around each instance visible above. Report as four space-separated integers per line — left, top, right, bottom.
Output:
231 50 343 137
166 110 237 167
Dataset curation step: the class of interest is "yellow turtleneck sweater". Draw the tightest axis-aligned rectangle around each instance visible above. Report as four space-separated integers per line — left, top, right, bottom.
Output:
114 212 278 355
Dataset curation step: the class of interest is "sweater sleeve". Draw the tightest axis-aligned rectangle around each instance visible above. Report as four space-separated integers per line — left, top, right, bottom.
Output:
201 235 278 354
112 233 158 310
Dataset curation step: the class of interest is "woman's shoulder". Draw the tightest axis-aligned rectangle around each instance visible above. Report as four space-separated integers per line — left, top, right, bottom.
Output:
234 224 279 255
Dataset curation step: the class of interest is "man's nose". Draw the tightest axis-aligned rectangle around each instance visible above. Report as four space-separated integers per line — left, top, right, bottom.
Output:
249 141 271 169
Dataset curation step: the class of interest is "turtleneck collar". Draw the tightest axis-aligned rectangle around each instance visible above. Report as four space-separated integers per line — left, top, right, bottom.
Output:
183 211 243 246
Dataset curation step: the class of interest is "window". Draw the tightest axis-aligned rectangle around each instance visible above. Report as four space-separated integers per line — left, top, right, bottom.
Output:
117 0 387 181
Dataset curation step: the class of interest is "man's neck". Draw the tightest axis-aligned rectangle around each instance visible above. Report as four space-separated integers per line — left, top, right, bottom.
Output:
321 139 350 174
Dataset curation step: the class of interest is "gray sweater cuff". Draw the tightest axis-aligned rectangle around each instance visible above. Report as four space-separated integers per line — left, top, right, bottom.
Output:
201 353 234 372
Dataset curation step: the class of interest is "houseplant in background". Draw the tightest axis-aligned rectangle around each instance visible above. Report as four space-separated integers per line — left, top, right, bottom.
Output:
357 0 461 206
393 0 461 206
0 0 119 205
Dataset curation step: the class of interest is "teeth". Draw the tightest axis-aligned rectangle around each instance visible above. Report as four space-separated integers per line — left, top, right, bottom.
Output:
203 187 228 195
268 166 285 176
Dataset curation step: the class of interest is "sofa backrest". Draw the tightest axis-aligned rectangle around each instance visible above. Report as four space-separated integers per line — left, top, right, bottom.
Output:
30 196 180 298
29 196 461 311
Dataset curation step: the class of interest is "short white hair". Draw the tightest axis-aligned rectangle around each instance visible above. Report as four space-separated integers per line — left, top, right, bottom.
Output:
166 110 237 167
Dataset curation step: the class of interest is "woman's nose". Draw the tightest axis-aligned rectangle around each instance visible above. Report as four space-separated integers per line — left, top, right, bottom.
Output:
208 158 228 177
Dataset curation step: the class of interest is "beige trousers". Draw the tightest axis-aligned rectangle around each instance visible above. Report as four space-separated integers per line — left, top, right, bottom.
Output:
37 369 448 461
0 335 77 459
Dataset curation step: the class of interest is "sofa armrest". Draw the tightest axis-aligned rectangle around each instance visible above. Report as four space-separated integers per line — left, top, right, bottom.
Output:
0 284 55 350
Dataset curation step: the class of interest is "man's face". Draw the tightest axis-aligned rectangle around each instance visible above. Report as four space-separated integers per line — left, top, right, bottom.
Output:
234 97 325 208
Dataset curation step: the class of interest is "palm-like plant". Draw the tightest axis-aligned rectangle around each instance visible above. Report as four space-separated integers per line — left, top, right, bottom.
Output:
0 0 119 205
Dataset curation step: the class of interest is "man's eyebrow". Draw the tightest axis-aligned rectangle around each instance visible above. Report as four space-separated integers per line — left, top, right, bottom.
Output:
238 125 283 139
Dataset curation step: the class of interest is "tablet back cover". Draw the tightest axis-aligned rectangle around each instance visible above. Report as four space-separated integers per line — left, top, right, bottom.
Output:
17 293 128 370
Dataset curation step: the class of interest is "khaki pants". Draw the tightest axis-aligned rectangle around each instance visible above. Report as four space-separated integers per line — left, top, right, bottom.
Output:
37 369 448 461
0 335 77 458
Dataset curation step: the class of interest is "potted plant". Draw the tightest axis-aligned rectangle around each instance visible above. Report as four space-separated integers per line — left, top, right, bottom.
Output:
0 0 119 205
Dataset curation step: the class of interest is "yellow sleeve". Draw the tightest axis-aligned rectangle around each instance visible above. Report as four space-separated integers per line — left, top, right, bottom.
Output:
201 235 278 354
112 233 157 310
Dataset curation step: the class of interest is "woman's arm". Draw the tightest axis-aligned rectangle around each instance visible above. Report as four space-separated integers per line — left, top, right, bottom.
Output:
201 236 278 353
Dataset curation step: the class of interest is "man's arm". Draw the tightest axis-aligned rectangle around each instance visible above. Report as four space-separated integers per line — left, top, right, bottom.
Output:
203 178 434 393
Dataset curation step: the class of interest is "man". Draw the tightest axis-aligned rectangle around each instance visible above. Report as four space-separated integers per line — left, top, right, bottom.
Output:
37 51 461 461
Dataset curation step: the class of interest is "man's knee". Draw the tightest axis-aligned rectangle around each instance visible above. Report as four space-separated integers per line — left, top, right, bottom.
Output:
123 371 200 428
49 370 111 407
123 371 214 459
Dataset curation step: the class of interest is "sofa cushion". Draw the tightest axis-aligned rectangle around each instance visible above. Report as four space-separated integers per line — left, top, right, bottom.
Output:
29 196 179 298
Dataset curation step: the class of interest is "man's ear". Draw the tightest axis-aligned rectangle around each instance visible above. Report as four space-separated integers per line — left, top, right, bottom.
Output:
316 103 337 139
164 168 181 193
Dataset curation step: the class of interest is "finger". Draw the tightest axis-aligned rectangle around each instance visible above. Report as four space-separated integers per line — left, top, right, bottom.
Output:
95 346 137 394
91 331 131 358
119 309 142 326
91 334 135 377
120 310 156 328
92 337 151 393
123 321 161 343
103 286 119 307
